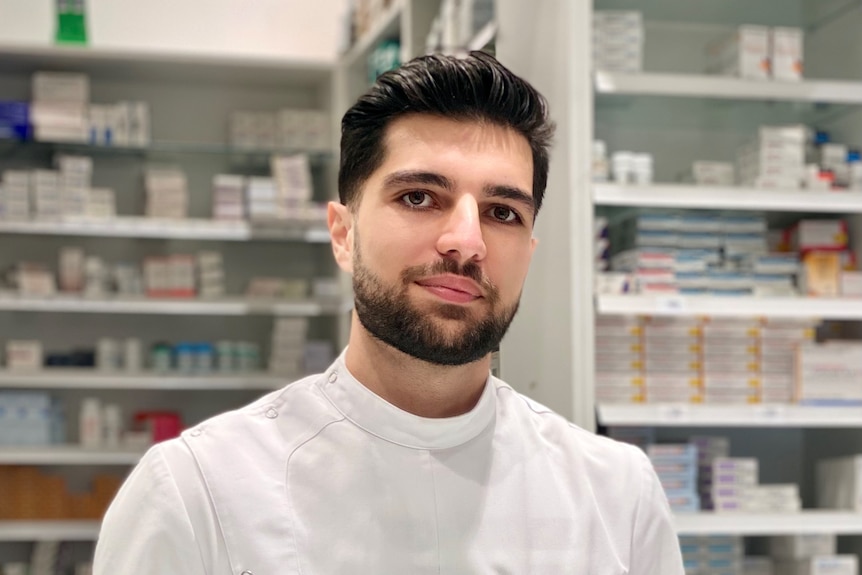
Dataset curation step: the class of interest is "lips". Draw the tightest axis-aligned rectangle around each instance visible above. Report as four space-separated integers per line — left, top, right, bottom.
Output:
416 275 482 296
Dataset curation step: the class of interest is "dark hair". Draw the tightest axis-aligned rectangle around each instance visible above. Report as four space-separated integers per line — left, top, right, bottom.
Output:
338 51 555 216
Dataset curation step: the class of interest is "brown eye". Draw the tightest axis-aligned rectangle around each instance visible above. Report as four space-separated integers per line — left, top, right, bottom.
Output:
492 206 518 223
402 191 432 207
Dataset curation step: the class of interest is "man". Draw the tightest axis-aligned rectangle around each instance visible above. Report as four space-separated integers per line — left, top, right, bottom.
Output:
94 52 684 574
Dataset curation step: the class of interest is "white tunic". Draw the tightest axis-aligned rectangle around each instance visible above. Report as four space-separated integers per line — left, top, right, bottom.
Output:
94 354 684 574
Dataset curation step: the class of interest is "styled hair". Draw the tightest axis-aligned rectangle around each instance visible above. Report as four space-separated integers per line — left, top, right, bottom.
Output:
338 51 555 216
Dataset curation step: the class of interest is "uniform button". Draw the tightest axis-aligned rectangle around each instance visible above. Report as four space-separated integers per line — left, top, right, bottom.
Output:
190 429 202 437
265 407 278 419
328 371 338 383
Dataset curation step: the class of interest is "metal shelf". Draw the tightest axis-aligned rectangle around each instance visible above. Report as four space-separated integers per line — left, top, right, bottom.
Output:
0 370 290 390
0 43 332 87
595 71 862 105
0 217 330 242
598 403 862 428
0 521 101 541
674 511 862 535
593 183 862 213
0 446 144 465
0 138 333 163
0 295 348 316
596 294 862 321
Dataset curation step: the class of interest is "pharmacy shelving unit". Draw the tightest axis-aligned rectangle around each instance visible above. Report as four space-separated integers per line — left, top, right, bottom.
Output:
0 446 144 466
0 370 287 391
0 295 347 316
592 0 862 554
674 512 862 536
0 217 331 242
0 44 345 555
594 183 862 213
492 0 862 556
0 521 100 542
599 404 862 429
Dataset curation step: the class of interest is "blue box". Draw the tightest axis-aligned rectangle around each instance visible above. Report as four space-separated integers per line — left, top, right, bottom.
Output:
0 101 31 140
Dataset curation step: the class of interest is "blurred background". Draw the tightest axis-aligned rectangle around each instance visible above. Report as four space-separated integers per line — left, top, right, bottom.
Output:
3 0 862 574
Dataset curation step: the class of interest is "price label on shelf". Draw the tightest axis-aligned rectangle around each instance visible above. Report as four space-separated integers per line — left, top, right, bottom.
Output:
754 404 786 423
656 296 687 314
658 404 690 422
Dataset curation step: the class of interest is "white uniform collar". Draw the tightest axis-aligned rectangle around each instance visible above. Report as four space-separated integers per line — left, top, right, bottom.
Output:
317 349 496 450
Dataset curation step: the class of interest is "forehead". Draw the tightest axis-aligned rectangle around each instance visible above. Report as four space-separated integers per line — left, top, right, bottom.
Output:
373 114 534 190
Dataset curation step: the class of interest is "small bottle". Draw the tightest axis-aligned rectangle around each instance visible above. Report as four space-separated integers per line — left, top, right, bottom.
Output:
96 338 120 371
124 338 142 372
79 397 102 448
102 404 122 447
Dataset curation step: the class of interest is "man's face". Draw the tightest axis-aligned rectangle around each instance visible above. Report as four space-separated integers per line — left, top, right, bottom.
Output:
334 114 537 366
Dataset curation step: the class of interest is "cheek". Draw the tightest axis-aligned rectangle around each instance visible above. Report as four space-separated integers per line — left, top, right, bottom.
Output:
490 244 533 292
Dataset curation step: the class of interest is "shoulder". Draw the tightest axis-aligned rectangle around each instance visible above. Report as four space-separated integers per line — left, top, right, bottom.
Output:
491 378 651 479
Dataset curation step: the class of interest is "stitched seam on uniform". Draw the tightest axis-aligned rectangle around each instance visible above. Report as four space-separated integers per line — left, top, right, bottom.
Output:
285 417 347 575
318 383 477 451
428 451 442 574
156 445 213 572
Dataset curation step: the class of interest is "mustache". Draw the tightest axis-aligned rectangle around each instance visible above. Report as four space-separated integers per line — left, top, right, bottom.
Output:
400 259 498 302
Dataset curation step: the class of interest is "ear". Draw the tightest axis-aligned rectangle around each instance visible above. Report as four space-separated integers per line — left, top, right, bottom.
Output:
328 201 354 274
530 235 538 256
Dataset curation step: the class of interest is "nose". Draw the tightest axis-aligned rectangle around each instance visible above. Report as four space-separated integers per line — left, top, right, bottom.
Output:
436 195 487 263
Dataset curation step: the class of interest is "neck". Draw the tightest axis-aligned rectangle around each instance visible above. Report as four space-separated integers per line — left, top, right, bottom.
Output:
344 314 491 418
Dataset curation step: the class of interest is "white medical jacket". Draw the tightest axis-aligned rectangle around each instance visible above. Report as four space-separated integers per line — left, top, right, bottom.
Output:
94 355 684 574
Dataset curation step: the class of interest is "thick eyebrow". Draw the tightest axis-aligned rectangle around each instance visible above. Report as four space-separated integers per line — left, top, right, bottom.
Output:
484 184 536 218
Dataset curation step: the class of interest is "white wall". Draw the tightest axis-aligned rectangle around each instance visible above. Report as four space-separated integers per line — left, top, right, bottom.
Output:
0 0 348 62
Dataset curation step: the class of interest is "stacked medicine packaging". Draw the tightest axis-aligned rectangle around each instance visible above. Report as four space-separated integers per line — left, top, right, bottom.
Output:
738 126 806 190
594 314 817 405
27 72 149 145
678 535 744 575
798 341 862 405
691 436 730 511
212 154 324 222
269 318 310 376
0 157 115 222
770 535 855 575
229 108 329 152
646 444 699 513
268 318 333 376
710 457 801 514
592 11 643 73
608 212 802 298
144 167 188 219
705 25 803 81
679 535 854 575
0 392 63 446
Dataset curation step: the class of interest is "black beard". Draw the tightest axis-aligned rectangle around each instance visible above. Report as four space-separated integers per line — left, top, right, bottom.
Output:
352 248 519 366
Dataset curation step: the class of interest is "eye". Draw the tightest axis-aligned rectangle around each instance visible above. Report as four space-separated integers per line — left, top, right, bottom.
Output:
490 205 521 224
401 191 433 208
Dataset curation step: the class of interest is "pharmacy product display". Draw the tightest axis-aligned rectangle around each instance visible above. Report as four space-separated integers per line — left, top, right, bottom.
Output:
582 0 862 566
3 541 93 575
593 315 851 405
597 212 859 298
677 534 855 575
0 245 337 302
592 11 804 82
594 126 862 191
0 38 343 560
